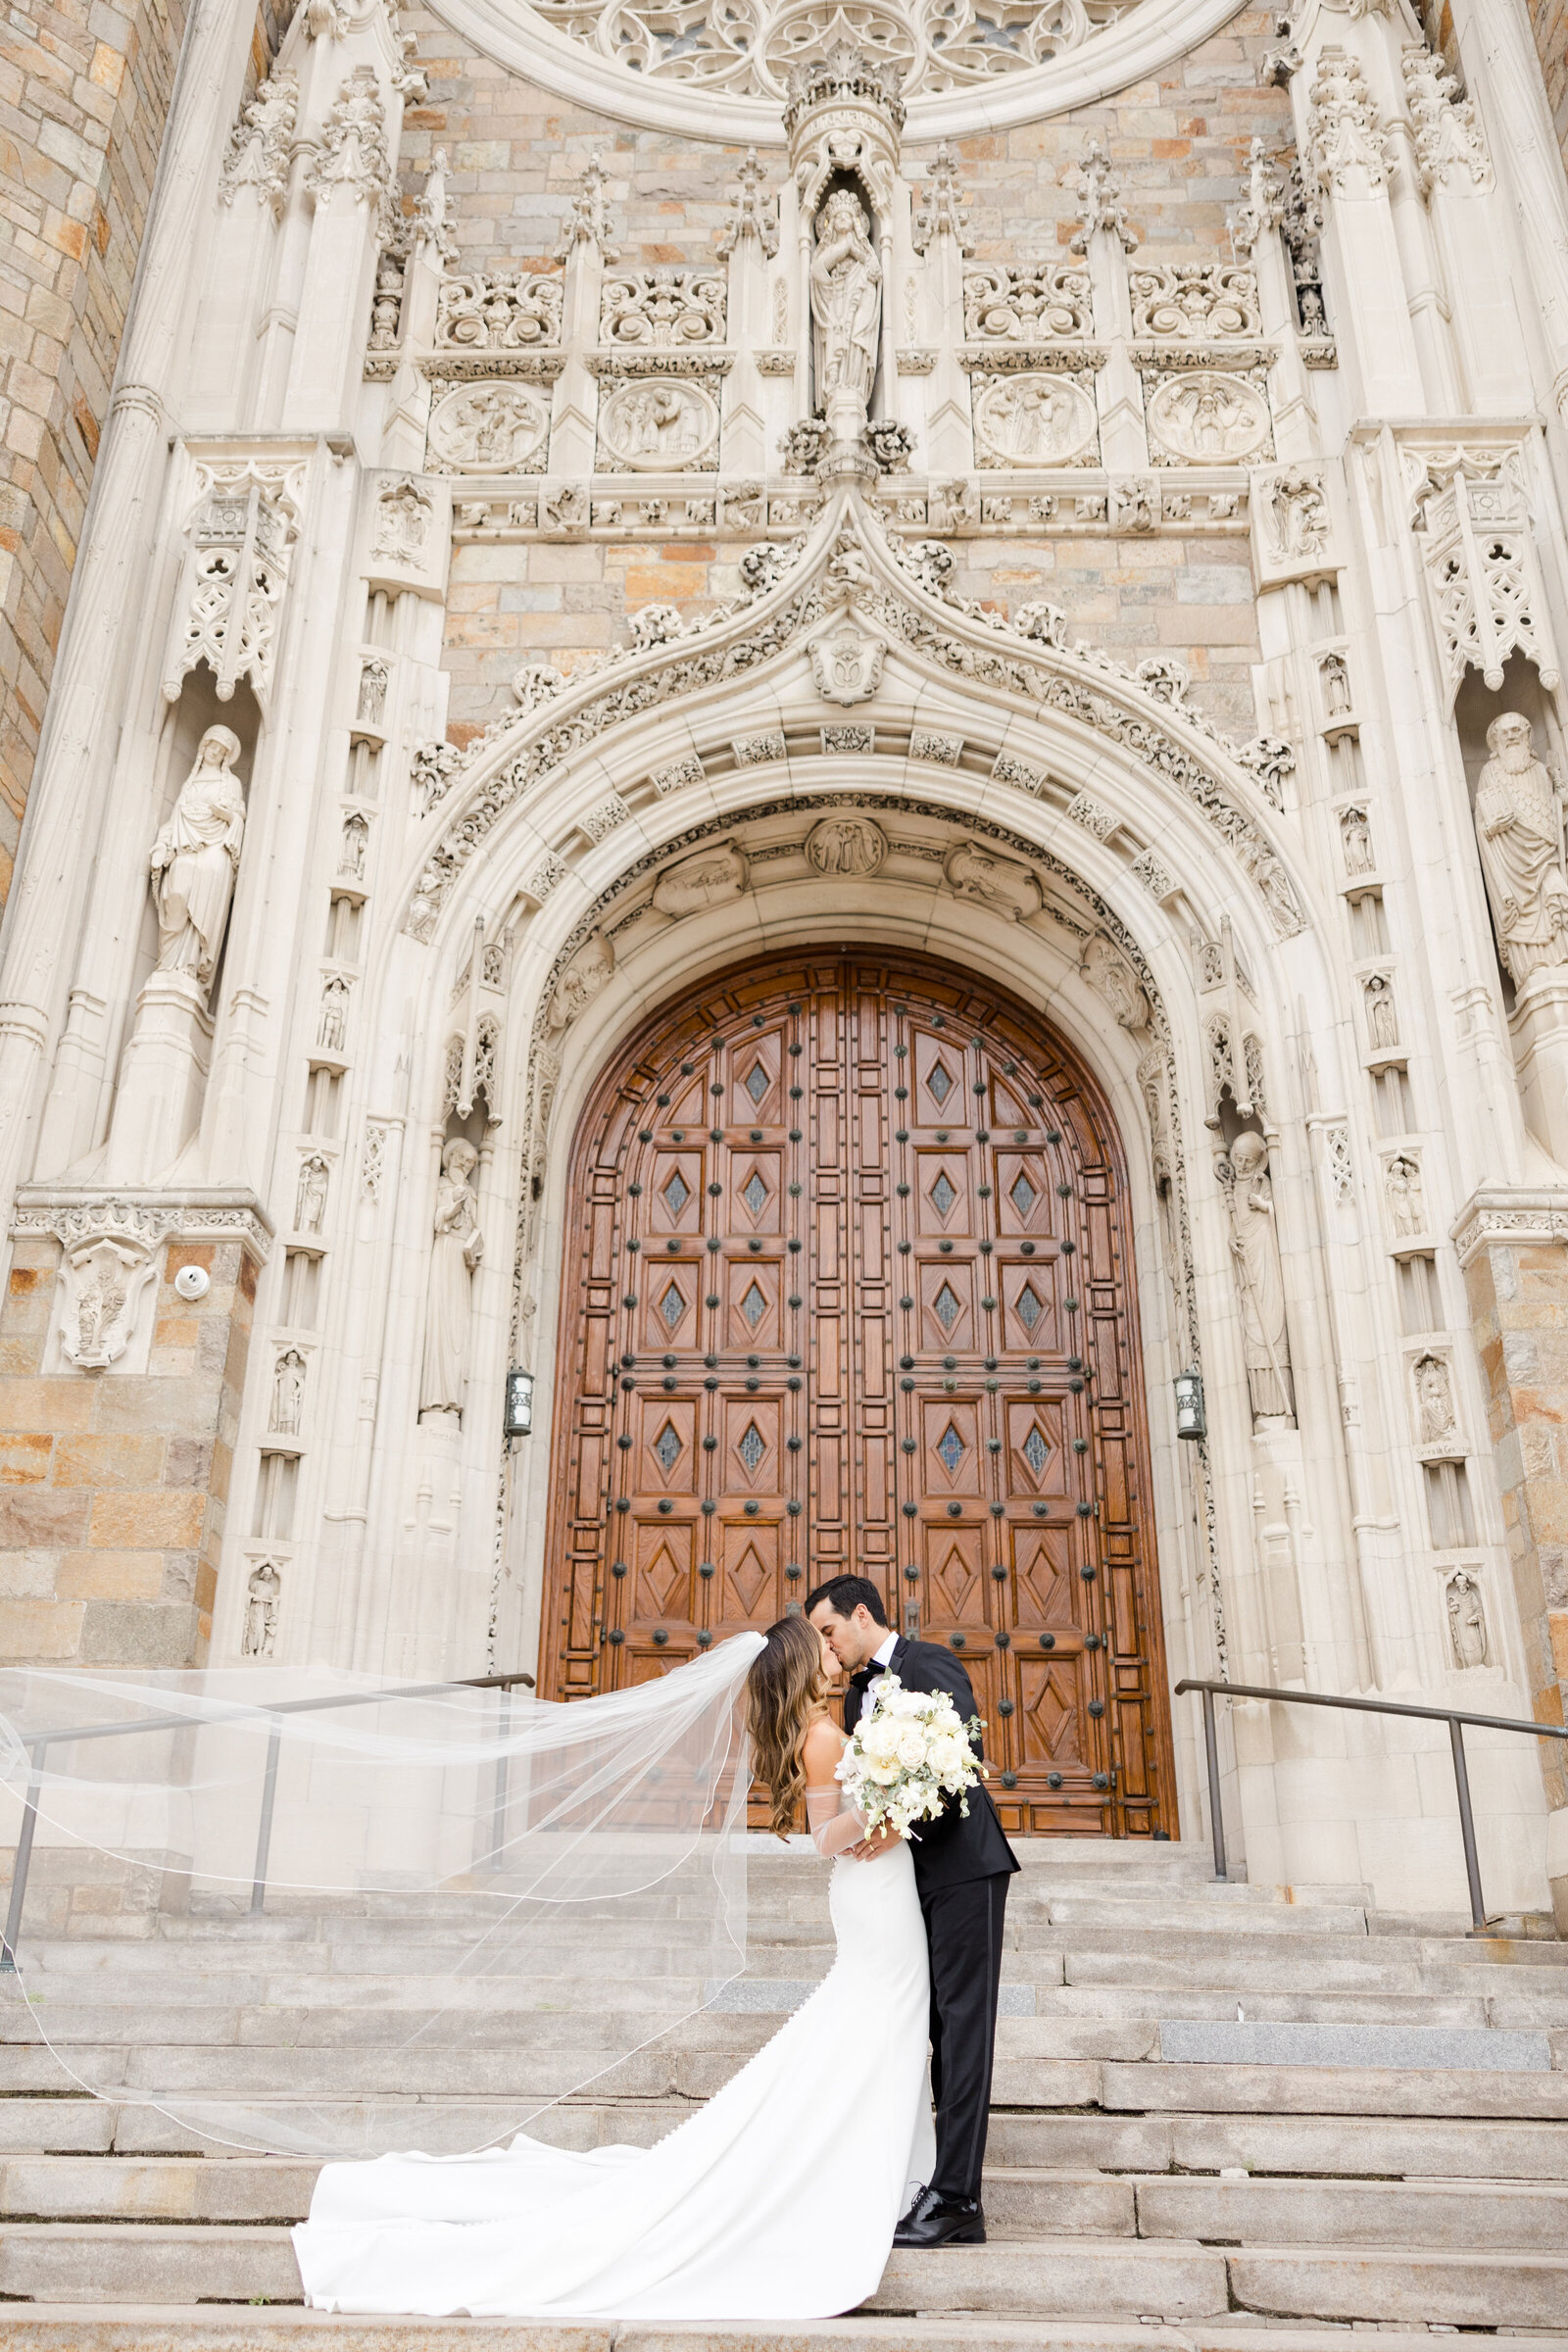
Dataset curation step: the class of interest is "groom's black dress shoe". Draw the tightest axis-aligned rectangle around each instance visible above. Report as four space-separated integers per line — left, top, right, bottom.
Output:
893 2186 986 2247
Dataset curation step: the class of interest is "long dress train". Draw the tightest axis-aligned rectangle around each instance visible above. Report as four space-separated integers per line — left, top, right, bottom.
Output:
292 1817 933 2320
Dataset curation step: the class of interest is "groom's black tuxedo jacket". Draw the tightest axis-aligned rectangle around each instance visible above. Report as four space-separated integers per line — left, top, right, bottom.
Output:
844 1634 1019 1892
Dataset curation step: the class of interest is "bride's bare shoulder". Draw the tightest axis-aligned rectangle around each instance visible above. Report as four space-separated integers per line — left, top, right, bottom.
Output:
801 1712 846 1779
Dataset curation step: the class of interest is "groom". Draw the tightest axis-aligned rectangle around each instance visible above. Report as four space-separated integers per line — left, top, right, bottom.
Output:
807 1575 1019 2248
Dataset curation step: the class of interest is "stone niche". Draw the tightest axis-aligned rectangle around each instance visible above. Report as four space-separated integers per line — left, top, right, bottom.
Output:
0 1198 270 1669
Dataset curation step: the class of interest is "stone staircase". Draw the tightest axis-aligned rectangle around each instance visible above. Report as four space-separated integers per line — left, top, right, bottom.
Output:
2 1838 1567 2349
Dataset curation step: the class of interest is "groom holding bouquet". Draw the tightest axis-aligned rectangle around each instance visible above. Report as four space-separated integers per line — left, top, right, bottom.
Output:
807 1575 1019 2247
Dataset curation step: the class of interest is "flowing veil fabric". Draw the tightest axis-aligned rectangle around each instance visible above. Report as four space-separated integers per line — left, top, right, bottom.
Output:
0 1637 762 2156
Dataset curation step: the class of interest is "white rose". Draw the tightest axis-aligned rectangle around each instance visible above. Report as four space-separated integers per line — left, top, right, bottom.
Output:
867 1760 900 1784
864 1718 899 1760
895 1729 927 1768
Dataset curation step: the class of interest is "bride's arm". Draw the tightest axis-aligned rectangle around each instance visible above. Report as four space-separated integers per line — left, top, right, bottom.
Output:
802 1718 899 1860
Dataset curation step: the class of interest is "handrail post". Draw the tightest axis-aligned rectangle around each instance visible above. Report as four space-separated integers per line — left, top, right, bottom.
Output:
1447 1716 1488 1934
1200 1687 1227 1882
1 1739 44 1971
250 1718 282 1916
490 1684 512 1870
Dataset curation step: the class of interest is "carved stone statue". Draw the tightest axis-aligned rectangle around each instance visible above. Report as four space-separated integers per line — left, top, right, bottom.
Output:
805 814 886 875
1364 972 1398 1050
270 1348 306 1437
1081 935 1151 1030
1384 1152 1425 1238
148 725 246 994
809 188 881 431
1473 711 1568 985
547 931 614 1032
295 1152 329 1235
1225 1133 1295 1424
1415 1352 1456 1447
241 1559 281 1659
1341 805 1373 876
1446 1569 1489 1671
419 1137 484 1421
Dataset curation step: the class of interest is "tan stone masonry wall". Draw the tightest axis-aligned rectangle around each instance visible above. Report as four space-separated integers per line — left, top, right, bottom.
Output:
0 1234 259 1667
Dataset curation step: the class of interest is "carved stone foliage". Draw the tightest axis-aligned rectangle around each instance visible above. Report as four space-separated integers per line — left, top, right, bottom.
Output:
599 378 719 471
1145 370 1271 466
532 0 1144 101
962 265 1092 343
973 373 1098 467
1307 47 1392 197
556 154 619 261
912 143 970 256
600 270 726 347
652 840 749 917
220 68 297 216
1401 43 1491 195
717 148 777 257
436 270 564 351
1127 265 1260 340
1411 453 1562 700
162 457 304 712
426 381 550 473
1071 137 1136 254
305 65 392 233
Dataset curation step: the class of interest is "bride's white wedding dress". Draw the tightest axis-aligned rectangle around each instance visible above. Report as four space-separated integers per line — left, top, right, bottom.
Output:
292 1787 934 2319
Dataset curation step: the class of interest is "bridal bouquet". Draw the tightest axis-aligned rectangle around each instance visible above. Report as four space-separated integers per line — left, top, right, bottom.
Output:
837 1675 986 1840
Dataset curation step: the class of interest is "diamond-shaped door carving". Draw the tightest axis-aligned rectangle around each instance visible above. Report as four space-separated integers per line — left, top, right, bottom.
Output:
731 1150 780 1231
725 1259 780 1349
634 1531 691 1622
916 1152 968 1235
641 1261 700 1350
922 1397 980 1491
1003 1260 1054 1349
635 1397 695 1491
997 1154 1048 1233
919 1261 973 1350
1006 1399 1067 1497
1014 1527 1073 1623
721 1395 780 1491
728 1030 781 1123
651 1152 701 1232
1019 1661 1082 1766
925 1527 983 1623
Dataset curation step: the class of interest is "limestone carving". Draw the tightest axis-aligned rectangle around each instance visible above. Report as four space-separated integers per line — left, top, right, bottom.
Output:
1413 458 1561 698
809 189 881 433
163 460 303 711
148 726 246 996
1228 138 1286 255
1081 936 1151 1030
1320 653 1352 719
1446 1570 1490 1670
362 1122 392 1203
1341 804 1374 876
600 380 718 470
1384 1152 1425 1238
1128 264 1260 340
305 66 392 232
1070 139 1136 255
548 932 614 1031
1066 790 1117 839
601 269 726 346
910 728 962 765
371 480 434 565
241 1560 281 1660
579 793 630 842
1147 372 1269 465
1225 1134 1295 1425
318 973 351 1053
806 815 886 876
780 418 831 476
220 69 297 216
973 374 1097 466
651 752 705 796
1364 972 1398 1051
59 1237 158 1372
1472 713 1568 986
427 381 549 472
912 145 971 256
419 1139 483 1421
357 659 388 727
1402 44 1491 195
962 265 1090 341
1266 469 1328 560
514 660 567 710
1015 601 1068 648
436 270 563 350
296 1153 329 1235
1307 48 1392 196
865 419 915 474
556 155 619 262
1238 736 1294 810
543 484 588 530
270 1348 306 1437
808 617 886 706
652 841 749 918
1414 1351 1457 1448
944 838 1042 923
717 149 777 258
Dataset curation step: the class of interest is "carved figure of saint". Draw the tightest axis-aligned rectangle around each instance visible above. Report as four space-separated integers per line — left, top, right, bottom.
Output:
1365 973 1397 1050
1226 1133 1295 1423
1416 1354 1455 1446
1341 806 1373 876
1384 1153 1424 1238
809 189 881 426
1321 655 1352 717
1446 1571 1489 1671
419 1138 484 1420
148 726 246 994
1472 712 1568 986
242 1560 281 1659
318 974 350 1054
270 1349 305 1437
805 816 885 876
295 1153 329 1235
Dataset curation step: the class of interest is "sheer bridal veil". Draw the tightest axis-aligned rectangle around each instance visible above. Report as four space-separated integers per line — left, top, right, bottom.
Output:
0 1635 763 2157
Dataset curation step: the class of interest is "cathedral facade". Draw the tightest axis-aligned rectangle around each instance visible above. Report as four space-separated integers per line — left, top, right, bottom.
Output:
3 0 1568 1923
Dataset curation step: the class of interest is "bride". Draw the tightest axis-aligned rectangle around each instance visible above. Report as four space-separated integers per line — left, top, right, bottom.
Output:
292 1614 934 2319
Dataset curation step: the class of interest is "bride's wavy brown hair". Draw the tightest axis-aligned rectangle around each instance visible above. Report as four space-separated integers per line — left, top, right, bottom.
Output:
747 1613 829 1839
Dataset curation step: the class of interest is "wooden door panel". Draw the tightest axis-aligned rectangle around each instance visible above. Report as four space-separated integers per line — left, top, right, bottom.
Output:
542 953 1176 1840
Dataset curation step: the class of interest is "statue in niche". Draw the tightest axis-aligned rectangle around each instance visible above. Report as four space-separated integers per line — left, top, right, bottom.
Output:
419 1137 484 1421
241 1559 281 1660
1415 1352 1456 1447
148 725 246 995
809 189 881 428
1341 805 1373 876
1321 653 1352 718
1446 1570 1489 1671
1384 1152 1425 1238
270 1348 306 1437
340 811 368 881
1473 711 1568 986
358 660 388 728
295 1152 328 1234
1364 972 1398 1050
318 973 350 1054
1225 1133 1295 1424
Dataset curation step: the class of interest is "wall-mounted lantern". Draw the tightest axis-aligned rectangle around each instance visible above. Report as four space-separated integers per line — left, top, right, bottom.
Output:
504 1369 535 1443
1174 1367 1205 1441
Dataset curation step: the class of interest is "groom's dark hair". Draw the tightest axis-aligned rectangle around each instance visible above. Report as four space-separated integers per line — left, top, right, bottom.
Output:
804 1574 889 1627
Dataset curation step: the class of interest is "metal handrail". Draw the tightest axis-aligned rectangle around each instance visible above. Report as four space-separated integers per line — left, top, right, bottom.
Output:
1176 1676 1568 1935
0 1669 534 1970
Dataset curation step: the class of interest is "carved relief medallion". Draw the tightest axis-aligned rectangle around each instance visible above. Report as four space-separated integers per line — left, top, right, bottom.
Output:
599 378 719 472
972 372 1098 467
427 380 550 472
805 815 887 876
1145 370 1270 465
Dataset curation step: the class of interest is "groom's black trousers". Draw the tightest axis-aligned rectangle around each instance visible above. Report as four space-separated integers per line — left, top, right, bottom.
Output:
921 1871 1010 2202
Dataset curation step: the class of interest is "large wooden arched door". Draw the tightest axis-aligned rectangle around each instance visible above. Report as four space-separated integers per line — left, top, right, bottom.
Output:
541 952 1177 1838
